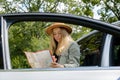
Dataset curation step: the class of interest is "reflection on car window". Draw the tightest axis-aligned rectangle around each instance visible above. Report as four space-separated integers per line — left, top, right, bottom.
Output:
77 31 104 66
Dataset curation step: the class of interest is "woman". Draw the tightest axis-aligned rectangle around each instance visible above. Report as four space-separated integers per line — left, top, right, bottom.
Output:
45 22 81 68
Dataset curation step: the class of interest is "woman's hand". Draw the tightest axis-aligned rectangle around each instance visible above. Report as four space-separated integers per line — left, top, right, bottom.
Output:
50 62 64 68
51 56 57 62
51 56 64 68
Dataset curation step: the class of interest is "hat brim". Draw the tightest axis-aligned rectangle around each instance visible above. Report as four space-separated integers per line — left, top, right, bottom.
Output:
46 23 72 35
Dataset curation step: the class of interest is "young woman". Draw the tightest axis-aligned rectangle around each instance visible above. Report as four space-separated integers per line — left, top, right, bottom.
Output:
45 22 81 68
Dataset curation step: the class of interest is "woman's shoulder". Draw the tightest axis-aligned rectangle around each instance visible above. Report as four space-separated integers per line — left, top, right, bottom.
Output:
68 41 80 54
69 41 79 48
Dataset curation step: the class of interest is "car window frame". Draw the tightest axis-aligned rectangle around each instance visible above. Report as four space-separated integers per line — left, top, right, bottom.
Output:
1 13 120 70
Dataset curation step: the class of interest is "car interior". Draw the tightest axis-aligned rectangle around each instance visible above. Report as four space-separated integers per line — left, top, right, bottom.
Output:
110 36 120 66
77 31 106 66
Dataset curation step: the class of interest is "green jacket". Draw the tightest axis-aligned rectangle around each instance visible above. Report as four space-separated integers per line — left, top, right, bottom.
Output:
57 42 81 68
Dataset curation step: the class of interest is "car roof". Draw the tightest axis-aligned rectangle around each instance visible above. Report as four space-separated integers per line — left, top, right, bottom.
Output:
1 12 120 36
112 21 120 27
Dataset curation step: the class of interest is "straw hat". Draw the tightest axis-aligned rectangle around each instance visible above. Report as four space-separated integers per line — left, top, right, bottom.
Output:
45 22 72 35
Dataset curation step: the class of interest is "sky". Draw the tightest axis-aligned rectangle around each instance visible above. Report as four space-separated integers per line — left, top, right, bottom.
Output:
93 6 101 19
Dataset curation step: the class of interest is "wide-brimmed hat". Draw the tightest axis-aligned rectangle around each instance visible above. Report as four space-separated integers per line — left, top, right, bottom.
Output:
45 22 72 35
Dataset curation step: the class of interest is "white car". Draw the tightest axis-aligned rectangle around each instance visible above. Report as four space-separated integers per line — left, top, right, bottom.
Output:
0 13 120 80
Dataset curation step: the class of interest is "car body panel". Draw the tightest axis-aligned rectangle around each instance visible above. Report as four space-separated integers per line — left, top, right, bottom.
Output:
0 68 120 80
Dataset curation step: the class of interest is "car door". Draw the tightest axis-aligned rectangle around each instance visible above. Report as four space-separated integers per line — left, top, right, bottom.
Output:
0 13 120 80
76 30 105 66
76 30 116 67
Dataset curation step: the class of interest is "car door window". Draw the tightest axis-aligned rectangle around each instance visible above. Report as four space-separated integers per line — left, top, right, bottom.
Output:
9 21 87 69
8 20 107 69
77 31 105 66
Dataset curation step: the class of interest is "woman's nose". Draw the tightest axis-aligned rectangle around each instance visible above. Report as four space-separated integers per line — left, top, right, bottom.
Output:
56 34 59 37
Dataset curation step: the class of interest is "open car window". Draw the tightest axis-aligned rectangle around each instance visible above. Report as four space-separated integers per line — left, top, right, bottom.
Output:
8 21 106 69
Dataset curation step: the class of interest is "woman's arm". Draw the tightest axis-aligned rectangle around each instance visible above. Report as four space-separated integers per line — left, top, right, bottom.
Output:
64 42 81 68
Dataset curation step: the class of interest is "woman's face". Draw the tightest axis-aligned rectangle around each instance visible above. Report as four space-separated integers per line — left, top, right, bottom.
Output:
53 27 62 43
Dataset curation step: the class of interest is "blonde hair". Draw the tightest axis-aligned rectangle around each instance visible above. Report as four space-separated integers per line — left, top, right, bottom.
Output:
50 28 74 55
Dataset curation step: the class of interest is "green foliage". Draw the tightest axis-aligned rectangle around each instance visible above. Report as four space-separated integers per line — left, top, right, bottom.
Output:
9 21 50 68
11 55 30 69
71 25 91 40
82 0 100 5
81 0 120 22
98 0 120 22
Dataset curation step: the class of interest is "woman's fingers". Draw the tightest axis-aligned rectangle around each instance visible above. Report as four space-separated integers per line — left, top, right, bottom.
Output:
50 62 64 68
52 56 57 62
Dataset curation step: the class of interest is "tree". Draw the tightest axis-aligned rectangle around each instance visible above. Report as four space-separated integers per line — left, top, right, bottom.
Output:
98 0 120 23
9 21 51 68
81 0 120 23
